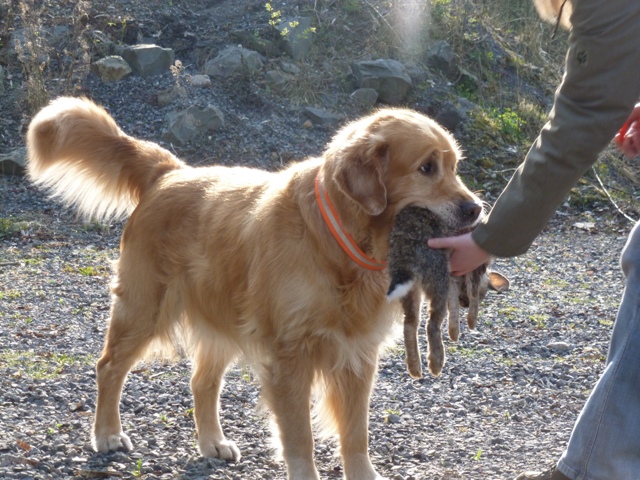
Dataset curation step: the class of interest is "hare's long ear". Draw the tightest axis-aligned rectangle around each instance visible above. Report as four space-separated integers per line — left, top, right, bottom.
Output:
332 134 389 216
488 271 510 292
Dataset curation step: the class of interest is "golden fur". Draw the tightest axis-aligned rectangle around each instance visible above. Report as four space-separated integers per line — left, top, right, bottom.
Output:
533 0 573 29
27 97 482 480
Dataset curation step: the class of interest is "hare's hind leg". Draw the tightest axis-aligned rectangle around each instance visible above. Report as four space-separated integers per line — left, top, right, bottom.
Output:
466 270 482 330
447 277 461 342
401 287 423 378
426 293 448 377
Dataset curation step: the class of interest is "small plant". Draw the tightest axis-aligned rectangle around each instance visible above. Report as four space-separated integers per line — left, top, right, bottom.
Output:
0 290 22 301
63 264 106 276
77 265 99 276
159 413 173 426
265 2 315 38
0 217 29 238
170 59 186 86
265 3 282 29
529 314 547 329
132 458 143 477
241 364 252 382
473 448 482 461
383 408 402 422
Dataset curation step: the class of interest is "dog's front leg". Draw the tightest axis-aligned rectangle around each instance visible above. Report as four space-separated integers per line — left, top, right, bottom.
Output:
325 360 386 480
262 350 319 480
191 342 240 461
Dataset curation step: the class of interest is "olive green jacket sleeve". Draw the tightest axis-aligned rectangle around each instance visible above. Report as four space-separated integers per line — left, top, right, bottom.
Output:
472 0 640 257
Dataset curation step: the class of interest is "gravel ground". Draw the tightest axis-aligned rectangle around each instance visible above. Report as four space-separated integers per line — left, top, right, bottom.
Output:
0 172 632 480
1 0 636 479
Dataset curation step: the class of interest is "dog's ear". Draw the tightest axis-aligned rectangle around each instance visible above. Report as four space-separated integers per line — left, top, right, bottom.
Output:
333 135 389 216
488 271 510 292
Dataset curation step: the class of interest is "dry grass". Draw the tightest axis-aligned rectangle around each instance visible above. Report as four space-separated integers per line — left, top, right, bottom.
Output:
12 0 92 114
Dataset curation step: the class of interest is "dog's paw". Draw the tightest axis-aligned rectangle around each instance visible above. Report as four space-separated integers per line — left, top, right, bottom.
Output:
92 432 133 453
198 438 241 461
343 453 387 480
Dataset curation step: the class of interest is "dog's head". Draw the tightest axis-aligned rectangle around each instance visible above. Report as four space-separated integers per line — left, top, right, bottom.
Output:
322 108 483 232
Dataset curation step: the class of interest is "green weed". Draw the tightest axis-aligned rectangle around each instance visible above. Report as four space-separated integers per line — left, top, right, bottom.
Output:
0 350 95 379
132 458 143 477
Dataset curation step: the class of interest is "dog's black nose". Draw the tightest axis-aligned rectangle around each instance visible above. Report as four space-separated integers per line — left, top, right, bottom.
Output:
460 201 482 221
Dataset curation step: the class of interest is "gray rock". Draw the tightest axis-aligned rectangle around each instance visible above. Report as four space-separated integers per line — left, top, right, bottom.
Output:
302 107 343 126
387 414 402 424
203 46 264 78
351 59 412 104
280 60 300 75
157 84 188 108
230 30 281 57
162 105 225 146
90 56 132 83
435 102 465 132
121 44 175 77
189 74 211 88
546 341 572 353
0 65 4 95
0 148 27 176
265 70 290 89
426 40 459 79
457 97 479 115
9 26 71 58
276 17 314 61
350 88 379 108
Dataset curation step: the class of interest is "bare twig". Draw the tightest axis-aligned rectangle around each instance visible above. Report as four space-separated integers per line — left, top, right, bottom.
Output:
591 166 638 224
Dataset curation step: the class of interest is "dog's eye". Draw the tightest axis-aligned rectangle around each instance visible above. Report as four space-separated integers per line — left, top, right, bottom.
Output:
420 161 436 176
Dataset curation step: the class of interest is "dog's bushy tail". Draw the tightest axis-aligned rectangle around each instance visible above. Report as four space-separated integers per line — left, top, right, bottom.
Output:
26 96 186 221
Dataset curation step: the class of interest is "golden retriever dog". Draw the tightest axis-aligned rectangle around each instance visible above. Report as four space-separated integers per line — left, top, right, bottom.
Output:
26 97 483 480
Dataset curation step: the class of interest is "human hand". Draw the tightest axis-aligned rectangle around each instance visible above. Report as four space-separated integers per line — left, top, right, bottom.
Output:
615 103 640 158
427 232 492 276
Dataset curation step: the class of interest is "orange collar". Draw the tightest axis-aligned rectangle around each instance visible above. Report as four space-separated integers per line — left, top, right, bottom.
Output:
314 174 387 271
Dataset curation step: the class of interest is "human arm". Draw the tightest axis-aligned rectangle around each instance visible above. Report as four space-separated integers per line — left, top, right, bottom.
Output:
429 100 640 276
430 0 640 272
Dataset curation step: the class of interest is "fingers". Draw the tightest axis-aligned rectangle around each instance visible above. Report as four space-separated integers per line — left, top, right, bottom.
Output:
616 104 640 158
629 103 640 122
427 237 453 250
428 233 492 277
619 121 640 158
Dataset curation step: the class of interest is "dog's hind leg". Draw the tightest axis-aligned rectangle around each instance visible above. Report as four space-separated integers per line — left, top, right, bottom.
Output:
93 289 157 453
401 287 423 378
190 337 240 460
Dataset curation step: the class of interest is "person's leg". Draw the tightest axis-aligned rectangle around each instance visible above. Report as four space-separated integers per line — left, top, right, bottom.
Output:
552 220 640 479
516 221 640 480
